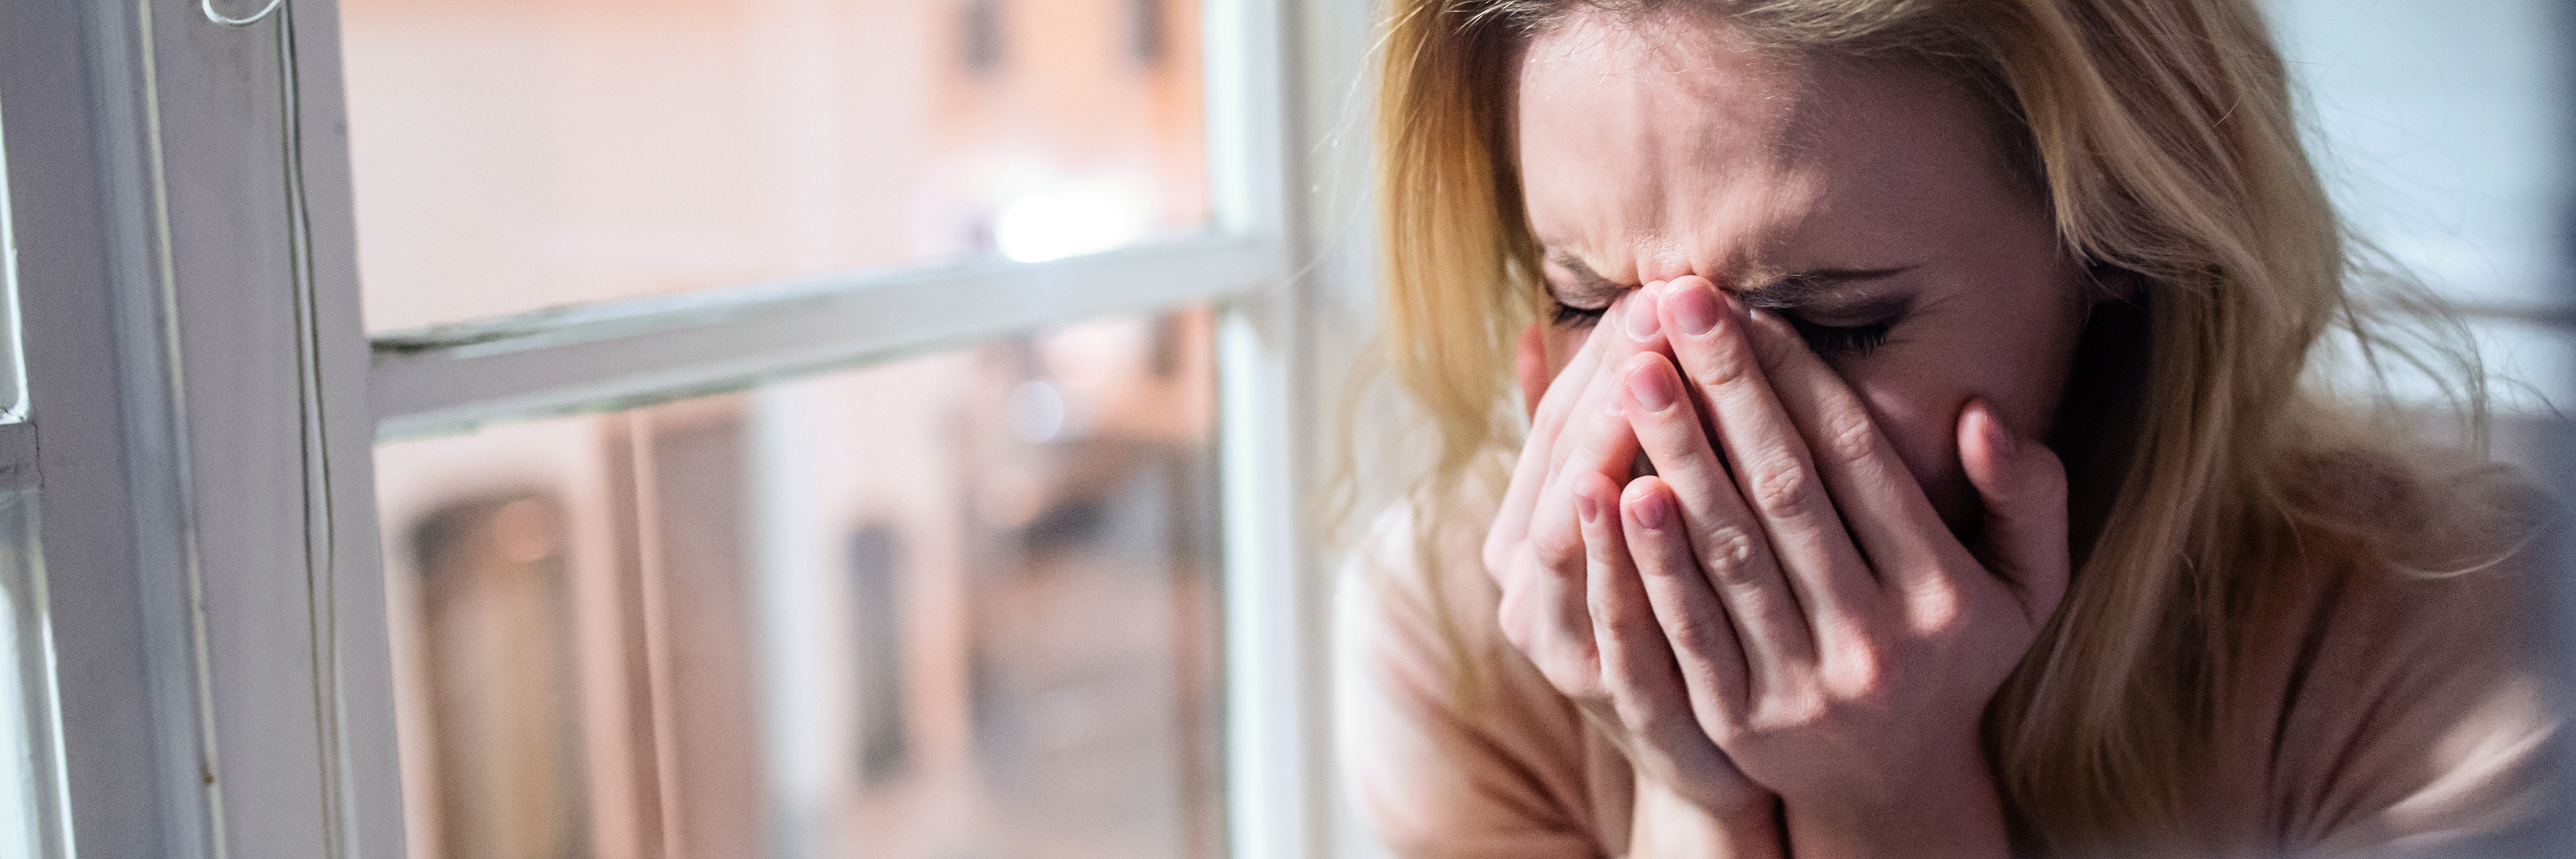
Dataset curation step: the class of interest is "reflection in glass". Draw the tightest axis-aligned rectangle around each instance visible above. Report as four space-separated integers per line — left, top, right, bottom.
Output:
341 0 1210 331
375 308 1221 858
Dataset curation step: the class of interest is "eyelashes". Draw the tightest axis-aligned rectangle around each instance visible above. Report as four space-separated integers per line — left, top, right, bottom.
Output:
1782 316 1894 358
1550 301 1611 327
1545 299 1894 358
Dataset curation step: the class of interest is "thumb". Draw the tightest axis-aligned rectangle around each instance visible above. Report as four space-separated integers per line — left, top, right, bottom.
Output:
1958 399 2069 618
1517 322 1549 422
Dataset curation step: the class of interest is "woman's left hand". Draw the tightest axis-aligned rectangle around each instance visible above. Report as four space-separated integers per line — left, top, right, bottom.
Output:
1607 277 2071 858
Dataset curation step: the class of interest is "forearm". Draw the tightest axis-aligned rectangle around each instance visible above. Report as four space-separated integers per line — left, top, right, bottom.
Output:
1628 777 1784 859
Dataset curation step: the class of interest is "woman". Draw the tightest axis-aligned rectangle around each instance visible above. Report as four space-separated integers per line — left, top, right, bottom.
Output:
1342 1 2557 857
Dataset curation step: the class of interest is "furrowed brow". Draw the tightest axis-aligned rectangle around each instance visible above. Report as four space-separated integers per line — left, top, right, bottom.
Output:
1543 253 1631 308
1732 266 1915 311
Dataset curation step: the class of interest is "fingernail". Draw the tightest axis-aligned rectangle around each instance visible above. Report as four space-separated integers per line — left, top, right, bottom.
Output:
1670 284 1721 336
1627 362 1676 413
1577 493 1603 524
1630 490 1671 531
1623 292 1662 341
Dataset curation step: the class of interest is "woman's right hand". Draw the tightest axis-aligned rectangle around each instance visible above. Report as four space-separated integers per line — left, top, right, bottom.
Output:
1483 285 1780 854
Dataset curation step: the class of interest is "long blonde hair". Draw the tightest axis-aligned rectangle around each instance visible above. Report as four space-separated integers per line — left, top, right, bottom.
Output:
1370 0 2502 853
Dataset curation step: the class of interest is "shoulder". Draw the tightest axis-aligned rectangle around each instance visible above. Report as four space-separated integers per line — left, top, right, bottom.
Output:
2228 446 2561 854
2272 444 2554 578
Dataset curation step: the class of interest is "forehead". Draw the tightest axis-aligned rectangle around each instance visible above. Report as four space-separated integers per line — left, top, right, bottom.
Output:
1514 12 2021 284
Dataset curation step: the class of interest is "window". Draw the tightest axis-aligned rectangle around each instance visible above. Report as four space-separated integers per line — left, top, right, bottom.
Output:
374 312 1224 858
0 95 64 859
339 0 1210 331
12 2 2556 858
0 0 1377 855
2270 0 2573 459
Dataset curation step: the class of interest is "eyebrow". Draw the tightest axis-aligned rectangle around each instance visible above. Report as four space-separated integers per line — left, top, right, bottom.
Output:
1543 252 1915 311
1733 267 1916 311
1544 254 1629 308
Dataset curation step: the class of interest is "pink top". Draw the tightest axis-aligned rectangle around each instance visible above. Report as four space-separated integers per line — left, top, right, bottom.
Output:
1338 474 2558 858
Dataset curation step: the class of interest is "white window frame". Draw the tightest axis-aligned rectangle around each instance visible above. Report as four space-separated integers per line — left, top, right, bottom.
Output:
0 0 1384 856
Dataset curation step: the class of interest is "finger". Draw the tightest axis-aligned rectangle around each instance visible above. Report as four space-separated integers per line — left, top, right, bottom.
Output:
1517 375 1653 691
1620 475 1754 724
1573 471 1702 750
1496 536 1603 698
1488 313 1616 575
1526 341 1655 583
1508 289 1667 579
1615 353 1814 679
1540 287 1671 495
1733 304 1953 590
1658 277 1877 625
1959 400 2071 620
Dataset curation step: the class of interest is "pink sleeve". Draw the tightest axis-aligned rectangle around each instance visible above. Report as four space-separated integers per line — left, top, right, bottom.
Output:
2264 562 2560 857
1337 505 1631 859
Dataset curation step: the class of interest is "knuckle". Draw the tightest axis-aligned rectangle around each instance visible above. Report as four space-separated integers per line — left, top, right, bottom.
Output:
1531 403 1570 439
1823 409 1877 461
1572 417 1626 464
1689 343 1754 391
1905 582 1968 635
1748 457 1812 519
1705 714 1750 748
1620 696 1686 738
1531 529 1584 574
1496 600 1532 652
1696 710 1738 748
1699 526 1760 584
1775 686 1833 728
1739 707 1793 742
1827 648 1885 697
1659 606 1731 657
1585 588 1625 627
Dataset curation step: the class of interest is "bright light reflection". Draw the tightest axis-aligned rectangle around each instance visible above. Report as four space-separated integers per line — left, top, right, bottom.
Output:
994 180 1151 263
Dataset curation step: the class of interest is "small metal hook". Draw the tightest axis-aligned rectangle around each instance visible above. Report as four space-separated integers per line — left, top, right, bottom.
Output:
203 0 284 26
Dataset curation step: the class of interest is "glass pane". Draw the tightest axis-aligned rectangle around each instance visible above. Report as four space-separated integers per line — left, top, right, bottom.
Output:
373 308 1222 858
0 485 61 859
0 105 60 856
341 0 1210 333
0 84 27 422
2270 0 2574 464
2270 0 2569 310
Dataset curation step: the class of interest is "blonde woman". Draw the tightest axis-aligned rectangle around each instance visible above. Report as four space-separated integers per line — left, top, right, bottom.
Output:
1341 1 2558 857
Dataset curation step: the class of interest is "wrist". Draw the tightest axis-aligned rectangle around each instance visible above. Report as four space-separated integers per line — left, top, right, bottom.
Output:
1630 776 1782 859
1781 748 2009 859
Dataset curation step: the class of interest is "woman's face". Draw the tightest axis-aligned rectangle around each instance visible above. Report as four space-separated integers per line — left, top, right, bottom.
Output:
1515 13 2093 529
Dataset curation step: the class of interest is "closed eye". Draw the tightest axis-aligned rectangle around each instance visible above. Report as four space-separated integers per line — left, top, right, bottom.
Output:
1782 315 1893 357
1549 299 1609 327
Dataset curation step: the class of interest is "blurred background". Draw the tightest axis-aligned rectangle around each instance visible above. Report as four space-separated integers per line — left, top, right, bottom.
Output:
295 1 2570 858
2269 0 2572 466
345 0 1224 857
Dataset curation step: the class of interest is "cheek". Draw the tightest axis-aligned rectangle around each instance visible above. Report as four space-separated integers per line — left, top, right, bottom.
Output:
1841 336 2068 533
1542 325 1589 380
1844 372 1977 529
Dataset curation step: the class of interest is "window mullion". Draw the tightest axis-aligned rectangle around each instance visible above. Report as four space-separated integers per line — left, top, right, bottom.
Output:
371 235 1281 440
7 1 403 857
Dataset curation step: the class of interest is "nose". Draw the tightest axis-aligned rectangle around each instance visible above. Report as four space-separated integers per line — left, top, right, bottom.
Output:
1632 257 1699 287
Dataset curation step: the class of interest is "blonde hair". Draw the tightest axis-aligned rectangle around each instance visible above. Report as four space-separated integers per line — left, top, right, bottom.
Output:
1369 0 2506 853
